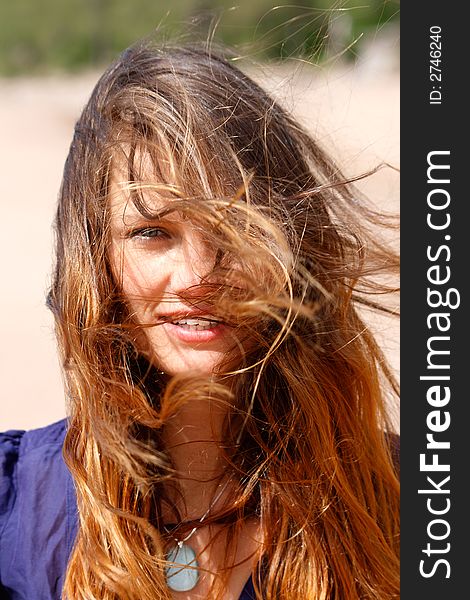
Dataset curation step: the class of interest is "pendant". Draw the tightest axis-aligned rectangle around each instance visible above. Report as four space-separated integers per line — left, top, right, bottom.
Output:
166 542 199 592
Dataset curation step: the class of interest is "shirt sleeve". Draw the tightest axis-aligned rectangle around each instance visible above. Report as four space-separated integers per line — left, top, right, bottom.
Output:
0 429 25 598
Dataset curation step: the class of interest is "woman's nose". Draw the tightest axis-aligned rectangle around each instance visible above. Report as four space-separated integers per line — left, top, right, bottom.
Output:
169 235 214 293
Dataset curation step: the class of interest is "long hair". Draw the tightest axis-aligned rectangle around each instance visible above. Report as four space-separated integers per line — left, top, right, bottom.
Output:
48 41 399 599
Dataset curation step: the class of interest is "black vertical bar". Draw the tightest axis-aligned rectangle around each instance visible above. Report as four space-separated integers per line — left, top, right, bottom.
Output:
401 4 467 598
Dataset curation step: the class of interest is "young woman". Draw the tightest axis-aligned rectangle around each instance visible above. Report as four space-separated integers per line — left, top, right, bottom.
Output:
0 41 399 599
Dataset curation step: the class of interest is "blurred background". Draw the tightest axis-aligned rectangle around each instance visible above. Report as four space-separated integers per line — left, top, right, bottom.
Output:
0 0 399 430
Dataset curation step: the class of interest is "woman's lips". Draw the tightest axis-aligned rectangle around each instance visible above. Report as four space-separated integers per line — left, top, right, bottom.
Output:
161 317 227 343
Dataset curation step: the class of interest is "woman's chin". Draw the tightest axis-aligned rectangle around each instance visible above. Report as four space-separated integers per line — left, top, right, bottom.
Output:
153 352 225 379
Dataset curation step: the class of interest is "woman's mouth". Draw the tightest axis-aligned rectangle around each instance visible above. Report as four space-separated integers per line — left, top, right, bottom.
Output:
161 315 227 343
170 318 221 331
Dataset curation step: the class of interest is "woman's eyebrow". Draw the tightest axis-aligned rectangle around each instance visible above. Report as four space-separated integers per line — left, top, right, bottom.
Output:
116 208 182 226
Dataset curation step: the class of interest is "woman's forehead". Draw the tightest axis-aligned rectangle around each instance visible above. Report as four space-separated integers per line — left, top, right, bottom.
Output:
108 151 181 220
111 140 178 186
108 179 175 226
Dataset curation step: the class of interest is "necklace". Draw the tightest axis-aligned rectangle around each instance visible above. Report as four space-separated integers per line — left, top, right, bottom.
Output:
164 476 233 592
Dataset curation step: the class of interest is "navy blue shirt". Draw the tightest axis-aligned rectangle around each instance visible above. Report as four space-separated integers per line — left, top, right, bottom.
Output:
0 420 256 599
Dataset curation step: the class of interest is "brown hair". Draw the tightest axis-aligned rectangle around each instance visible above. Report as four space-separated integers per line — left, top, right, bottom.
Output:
48 40 399 599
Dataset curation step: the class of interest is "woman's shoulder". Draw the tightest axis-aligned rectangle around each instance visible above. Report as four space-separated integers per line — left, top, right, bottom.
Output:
1 419 68 507
1 417 67 447
0 419 73 527
0 419 77 598
0 419 68 513
0 418 67 457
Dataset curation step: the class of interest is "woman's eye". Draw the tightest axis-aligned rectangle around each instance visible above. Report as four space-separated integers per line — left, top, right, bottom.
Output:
128 227 169 240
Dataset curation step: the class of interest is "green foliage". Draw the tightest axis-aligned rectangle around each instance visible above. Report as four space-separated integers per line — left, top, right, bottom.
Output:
0 0 399 75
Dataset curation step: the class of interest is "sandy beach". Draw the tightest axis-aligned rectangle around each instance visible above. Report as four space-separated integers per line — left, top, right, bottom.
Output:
0 57 399 431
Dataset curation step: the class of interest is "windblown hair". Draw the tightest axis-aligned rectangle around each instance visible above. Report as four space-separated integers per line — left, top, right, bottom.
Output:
48 41 399 600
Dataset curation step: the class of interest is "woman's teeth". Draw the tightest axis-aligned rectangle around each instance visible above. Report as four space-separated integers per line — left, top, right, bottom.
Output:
171 318 220 330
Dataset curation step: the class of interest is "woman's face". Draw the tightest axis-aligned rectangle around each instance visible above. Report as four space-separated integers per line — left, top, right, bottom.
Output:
109 174 237 377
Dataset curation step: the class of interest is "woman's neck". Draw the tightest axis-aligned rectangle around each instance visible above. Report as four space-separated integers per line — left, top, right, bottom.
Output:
160 397 233 521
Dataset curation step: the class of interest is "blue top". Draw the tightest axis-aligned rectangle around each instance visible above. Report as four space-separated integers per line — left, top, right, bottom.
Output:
0 420 256 600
